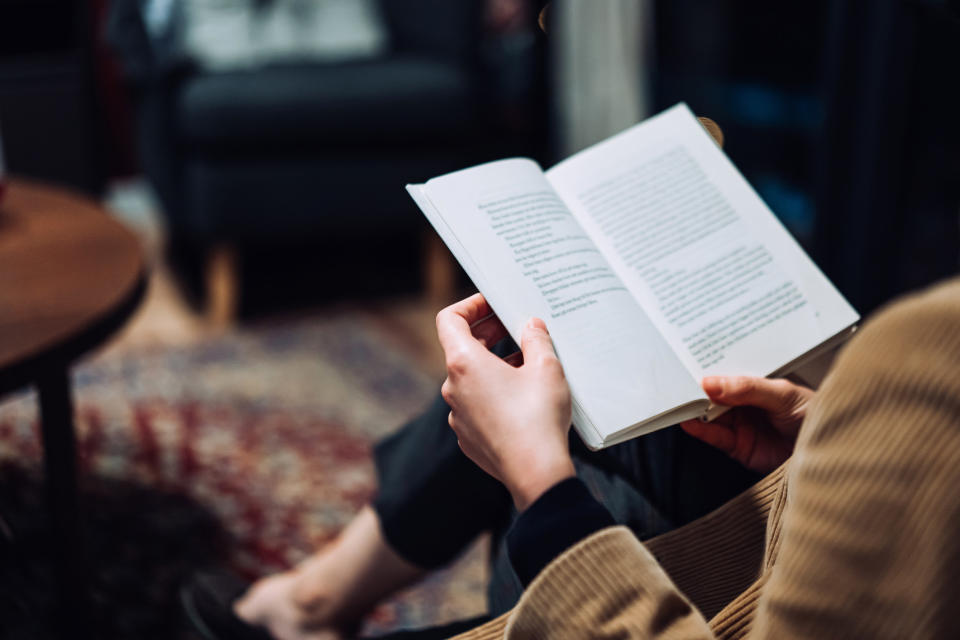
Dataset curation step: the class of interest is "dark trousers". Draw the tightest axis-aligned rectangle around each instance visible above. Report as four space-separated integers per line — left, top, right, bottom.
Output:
372 343 762 618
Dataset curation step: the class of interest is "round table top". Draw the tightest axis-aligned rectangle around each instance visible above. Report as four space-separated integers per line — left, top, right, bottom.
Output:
0 179 147 394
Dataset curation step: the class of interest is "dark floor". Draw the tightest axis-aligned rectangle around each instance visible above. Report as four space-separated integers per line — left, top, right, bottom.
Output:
0 463 228 639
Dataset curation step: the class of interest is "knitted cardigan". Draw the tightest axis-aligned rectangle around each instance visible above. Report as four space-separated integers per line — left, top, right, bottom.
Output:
456 276 960 639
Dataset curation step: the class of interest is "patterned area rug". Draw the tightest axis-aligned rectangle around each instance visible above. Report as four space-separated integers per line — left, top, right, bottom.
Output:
0 313 487 639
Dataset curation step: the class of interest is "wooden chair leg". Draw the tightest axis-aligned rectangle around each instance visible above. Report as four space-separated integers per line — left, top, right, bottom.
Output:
205 243 239 329
423 231 457 308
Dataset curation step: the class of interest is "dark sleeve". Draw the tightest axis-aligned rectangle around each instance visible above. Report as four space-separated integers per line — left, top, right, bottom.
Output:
373 337 521 570
507 477 615 586
373 392 511 569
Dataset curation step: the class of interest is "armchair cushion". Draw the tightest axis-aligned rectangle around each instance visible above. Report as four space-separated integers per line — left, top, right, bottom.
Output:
177 55 481 150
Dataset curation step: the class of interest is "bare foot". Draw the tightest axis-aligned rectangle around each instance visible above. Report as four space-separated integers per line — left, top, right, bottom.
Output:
235 506 426 640
235 569 347 640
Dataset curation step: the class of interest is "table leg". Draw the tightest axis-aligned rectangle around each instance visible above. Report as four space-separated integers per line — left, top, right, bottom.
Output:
37 368 91 639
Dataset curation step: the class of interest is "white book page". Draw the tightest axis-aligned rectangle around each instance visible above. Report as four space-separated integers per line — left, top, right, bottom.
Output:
408 183 609 448
418 158 705 442
547 104 860 381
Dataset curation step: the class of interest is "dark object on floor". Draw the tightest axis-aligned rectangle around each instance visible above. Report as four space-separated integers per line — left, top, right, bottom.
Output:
0 463 229 640
180 571 272 640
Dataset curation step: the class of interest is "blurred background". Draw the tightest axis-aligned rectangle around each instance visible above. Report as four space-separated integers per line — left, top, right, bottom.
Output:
0 0 958 637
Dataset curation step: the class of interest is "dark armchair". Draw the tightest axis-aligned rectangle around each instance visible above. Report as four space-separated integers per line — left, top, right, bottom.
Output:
107 0 547 322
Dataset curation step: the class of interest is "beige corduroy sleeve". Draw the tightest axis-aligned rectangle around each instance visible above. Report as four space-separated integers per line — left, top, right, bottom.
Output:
505 525 714 639
750 277 960 639
460 277 960 640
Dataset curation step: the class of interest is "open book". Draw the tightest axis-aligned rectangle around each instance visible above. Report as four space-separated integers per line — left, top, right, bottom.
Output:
408 104 859 449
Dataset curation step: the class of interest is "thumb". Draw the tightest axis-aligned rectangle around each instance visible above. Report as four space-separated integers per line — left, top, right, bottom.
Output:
702 376 803 413
521 317 558 368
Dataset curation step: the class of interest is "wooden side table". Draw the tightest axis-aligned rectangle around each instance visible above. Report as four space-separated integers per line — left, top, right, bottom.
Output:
0 179 147 638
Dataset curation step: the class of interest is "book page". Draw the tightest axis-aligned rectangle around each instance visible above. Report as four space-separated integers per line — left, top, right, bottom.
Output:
417 158 705 442
547 104 859 381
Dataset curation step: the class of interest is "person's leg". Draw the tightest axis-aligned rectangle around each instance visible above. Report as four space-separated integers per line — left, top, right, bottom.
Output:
234 506 425 639
230 338 761 634
248 333 763 625
372 390 513 568
593 421 765 526
232 388 514 640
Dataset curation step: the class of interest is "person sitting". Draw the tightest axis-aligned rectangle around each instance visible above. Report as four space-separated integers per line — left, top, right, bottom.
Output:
435 276 960 639
182 302 812 640
179 90 783 640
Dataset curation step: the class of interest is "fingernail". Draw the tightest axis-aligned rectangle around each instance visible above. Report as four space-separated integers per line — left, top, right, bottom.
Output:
702 376 724 397
527 317 547 331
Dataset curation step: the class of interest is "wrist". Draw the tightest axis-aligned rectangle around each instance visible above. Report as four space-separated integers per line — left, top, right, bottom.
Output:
509 456 576 511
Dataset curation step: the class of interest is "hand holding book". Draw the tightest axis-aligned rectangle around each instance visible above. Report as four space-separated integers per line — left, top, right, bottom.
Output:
680 376 813 473
437 293 575 511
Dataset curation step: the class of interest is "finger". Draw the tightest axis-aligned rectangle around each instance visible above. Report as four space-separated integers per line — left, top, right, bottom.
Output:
451 292 496 326
440 378 454 406
436 295 499 368
520 317 559 369
702 376 804 413
680 419 736 454
470 312 509 349
707 411 737 427
502 351 523 367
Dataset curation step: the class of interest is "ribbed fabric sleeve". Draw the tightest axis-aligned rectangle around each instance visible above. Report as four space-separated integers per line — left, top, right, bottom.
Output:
645 464 785 620
751 278 960 639
452 613 510 640
506 526 713 639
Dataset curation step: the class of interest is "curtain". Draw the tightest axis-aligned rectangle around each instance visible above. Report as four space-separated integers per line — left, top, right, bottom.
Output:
552 0 652 156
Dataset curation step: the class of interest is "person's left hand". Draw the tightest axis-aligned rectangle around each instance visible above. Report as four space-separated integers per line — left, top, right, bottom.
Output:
436 293 575 510
680 376 814 473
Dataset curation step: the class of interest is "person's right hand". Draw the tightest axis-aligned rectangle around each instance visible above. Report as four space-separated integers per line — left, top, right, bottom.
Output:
680 376 814 474
436 294 574 511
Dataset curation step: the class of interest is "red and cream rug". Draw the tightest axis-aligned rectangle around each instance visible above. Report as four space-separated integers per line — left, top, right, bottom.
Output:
0 311 487 638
